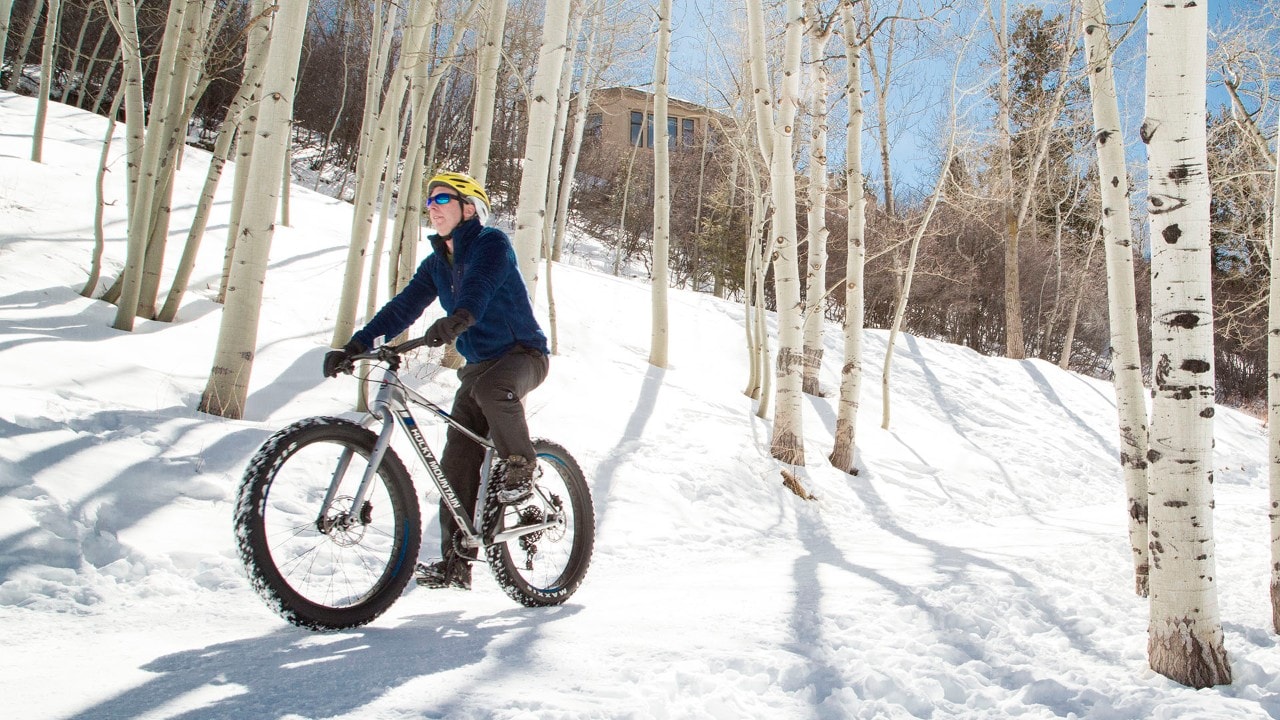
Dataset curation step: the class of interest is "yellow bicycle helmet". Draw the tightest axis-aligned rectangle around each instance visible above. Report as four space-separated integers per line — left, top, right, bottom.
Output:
427 171 491 224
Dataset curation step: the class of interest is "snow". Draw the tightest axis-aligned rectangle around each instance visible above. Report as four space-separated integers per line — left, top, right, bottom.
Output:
3 90 1280 719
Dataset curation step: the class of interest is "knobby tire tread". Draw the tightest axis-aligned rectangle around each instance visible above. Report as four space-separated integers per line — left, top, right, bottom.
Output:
234 416 421 630
483 439 595 607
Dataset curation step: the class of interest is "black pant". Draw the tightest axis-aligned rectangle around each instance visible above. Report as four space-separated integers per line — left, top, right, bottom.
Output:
438 345 549 557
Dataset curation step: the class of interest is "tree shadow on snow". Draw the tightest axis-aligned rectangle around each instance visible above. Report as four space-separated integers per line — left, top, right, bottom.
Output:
68 604 582 719
787 475 1126 715
0 405 268 579
587 363 664 531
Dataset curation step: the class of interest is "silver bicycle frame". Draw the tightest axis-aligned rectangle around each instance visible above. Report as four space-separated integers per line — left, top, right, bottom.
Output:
330 363 563 552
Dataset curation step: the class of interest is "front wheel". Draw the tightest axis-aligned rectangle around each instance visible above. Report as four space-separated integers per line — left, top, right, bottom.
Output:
234 417 421 630
482 439 594 606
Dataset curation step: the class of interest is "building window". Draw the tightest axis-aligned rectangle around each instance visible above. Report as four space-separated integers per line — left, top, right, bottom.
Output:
667 117 678 149
630 111 644 146
647 113 655 148
585 112 603 141
682 118 695 148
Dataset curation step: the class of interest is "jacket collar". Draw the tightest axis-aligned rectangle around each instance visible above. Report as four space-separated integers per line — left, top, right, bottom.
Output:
429 217 483 257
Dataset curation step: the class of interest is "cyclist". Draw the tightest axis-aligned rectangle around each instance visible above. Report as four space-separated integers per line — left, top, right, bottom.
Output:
323 171 550 590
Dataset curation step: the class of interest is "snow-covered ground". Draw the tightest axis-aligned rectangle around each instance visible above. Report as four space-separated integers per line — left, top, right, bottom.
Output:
3 92 1280 719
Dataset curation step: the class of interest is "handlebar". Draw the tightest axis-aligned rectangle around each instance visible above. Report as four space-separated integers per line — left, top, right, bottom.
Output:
344 336 432 374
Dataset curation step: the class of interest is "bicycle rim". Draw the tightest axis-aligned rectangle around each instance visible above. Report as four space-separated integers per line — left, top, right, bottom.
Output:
237 418 420 629
485 440 594 605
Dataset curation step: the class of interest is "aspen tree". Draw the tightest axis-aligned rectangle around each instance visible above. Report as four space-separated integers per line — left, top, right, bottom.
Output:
879 8 971 432
199 0 311 419
1143 0 1231 688
83 93 125 298
650 0 671 369
0 0 12 77
137 0 215 318
5 0 43 93
801 3 833 397
330 0 430 346
30 0 60 163
747 146 773 419
747 0 806 464
551 1 603 263
220 0 273 304
512 0 572 289
858 0 898 217
469 0 508 185
543 11 580 267
1268 109 1280 633
158 49 270 324
1080 0 1150 597
104 0 149 328
829 0 865 473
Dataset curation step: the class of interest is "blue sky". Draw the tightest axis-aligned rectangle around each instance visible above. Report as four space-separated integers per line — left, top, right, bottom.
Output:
610 0 1269 201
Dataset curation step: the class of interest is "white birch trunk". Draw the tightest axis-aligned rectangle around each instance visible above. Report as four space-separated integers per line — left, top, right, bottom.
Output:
30 0 59 163
83 92 124 298
760 0 806 464
1081 0 1151 597
543 11 579 262
469 0 508 184
742 154 762 400
158 70 263 323
747 150 773 418
138 0 207 318
105 0 148 328
512 0 572 290
5 0 42 93
859 0 896 216
390 0 441 276
1268 109 1280 633
551 6 600 263
0 0 13 78
801 12 830 397
829 0 864 473
745 0 775 162
1143 0 1231 688
199 0 311 419
650 0 671 369
219 0 271 303
330 4 424 346
541 21 578 359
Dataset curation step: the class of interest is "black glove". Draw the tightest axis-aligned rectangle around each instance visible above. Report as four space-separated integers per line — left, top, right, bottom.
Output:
323 339 367 378
424 309 476 347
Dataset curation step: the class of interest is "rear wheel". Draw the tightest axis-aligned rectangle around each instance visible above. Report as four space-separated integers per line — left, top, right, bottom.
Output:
234 417 421 630
482 439 594 606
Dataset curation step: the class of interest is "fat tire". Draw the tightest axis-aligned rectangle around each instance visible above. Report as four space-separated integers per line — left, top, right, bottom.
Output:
483 439 594 606
234 416 421 630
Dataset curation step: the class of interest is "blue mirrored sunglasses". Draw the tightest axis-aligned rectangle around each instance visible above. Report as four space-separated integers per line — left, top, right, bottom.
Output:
427 193 461 206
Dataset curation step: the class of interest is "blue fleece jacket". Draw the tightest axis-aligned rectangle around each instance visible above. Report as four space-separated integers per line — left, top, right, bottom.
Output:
351 218 548 363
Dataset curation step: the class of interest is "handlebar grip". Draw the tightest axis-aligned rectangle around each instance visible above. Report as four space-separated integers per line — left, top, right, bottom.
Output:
391 336 430 354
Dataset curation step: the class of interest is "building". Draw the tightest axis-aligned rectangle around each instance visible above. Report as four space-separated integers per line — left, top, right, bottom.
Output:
582 86 727 153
